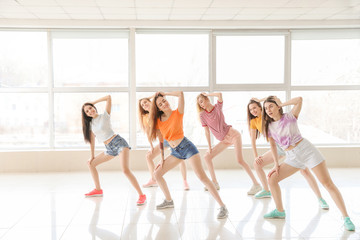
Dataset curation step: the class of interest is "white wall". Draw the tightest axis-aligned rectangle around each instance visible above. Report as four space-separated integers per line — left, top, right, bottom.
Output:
1 147 359 172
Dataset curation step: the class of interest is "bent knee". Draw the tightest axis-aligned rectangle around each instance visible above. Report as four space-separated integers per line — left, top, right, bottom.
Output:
268 174 280 186
204 152 212 161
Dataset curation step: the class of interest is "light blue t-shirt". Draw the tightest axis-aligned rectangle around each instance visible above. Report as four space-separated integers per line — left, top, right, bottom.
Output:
91 111 115 143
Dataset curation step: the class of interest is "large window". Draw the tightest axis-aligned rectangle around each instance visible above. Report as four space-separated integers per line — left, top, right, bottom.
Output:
216 35 285 84
291 30 360 85
136 32 209 87
0 31 48 88
0 29 359 150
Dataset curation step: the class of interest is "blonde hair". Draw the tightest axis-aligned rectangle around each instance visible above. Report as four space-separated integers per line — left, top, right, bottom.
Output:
196 93 209 113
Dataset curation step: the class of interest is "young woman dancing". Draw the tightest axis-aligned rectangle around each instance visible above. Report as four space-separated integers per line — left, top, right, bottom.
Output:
196 92 261 195
148 91 228 219
81 95 146 205
138 97 190 190
262 96 354 231
247 98 329 210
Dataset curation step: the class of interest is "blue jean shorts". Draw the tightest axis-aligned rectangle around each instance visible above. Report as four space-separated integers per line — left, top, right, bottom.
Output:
104 134 131 156
170 137 199 160
163 140 170 148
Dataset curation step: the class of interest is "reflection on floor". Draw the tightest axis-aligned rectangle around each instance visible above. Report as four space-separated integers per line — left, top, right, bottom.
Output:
0 169 359 239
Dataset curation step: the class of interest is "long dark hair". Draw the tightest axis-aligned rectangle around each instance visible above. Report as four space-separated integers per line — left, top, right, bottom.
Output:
148 93 165 142
138 97 151 132
262 96 283 141
247 99 262 139
81 103 97 143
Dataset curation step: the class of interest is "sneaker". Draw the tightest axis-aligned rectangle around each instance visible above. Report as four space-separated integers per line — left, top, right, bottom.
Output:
204 182 220 191
137 194 147 206
344 217 355 231
85 189 103 197
255 189 271 199
217 205 229 219
264 209 286 219
247 184 262 195
142 179 158 188
156 199 174 209
318 198 329 210
183 180 190 191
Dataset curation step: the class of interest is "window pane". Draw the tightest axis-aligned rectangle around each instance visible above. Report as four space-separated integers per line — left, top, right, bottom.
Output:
136 33 209 86
54 93 129 148
292 91 360 144
220 91 286 146
136 92 207 147
0 93 48 148
216 36 285 84
53 37 128 87
0 31 48 87
292 39 360 85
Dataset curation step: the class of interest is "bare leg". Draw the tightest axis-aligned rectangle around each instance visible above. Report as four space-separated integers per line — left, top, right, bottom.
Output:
189 153 225 207
88 152 114 190
253 150 276 192
154 156 183 200
311 161 349 217
203 141 229 184
268 163 299 212
145 145 161 181
119 148 143 196
233 134 259 185
179 161 187 181
300 168 322 199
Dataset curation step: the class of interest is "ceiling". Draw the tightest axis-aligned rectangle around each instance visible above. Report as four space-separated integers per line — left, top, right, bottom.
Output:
0 0 359 22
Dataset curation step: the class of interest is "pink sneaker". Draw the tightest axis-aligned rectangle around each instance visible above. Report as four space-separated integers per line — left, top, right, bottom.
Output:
85 189 103 197
183 180 190 191
137 194 147 206
142 179 158 188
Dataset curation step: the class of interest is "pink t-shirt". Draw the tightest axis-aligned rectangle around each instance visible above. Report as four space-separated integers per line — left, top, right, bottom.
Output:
200 101 231 141
268 112 303 150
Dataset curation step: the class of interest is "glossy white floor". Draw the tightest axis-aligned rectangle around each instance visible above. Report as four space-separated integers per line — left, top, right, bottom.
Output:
0 169 359 240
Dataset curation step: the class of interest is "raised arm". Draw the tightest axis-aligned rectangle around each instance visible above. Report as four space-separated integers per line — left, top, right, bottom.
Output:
90 95 112 115
202 92 223 103
276 96 303 119
163 91 184 114
251 97 266 103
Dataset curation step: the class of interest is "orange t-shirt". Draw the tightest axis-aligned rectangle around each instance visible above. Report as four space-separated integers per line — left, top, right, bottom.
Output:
156 109 184 141
250 116 262 133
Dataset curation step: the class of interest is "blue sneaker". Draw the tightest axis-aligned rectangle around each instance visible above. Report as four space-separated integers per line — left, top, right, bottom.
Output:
344 217 355 231
255 190 271 199
264 209 286 219
318 198 329 210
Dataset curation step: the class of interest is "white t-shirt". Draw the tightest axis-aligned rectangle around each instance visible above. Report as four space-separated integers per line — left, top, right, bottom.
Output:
91 111 115 143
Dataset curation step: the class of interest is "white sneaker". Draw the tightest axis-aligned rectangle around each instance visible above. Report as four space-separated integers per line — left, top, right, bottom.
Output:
247 184 262 195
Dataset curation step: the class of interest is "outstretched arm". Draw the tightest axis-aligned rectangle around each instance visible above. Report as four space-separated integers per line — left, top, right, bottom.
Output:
90 95 112 115
156 129 165 169
204 126 212 153
201 92 223 103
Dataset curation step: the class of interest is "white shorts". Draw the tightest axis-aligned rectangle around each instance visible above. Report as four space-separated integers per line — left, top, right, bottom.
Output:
284 138 324 170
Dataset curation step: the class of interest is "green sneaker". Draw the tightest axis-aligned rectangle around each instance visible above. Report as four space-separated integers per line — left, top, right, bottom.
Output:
344 217 355 231
318 198 329 210
264 209 286 219
255 190 271 199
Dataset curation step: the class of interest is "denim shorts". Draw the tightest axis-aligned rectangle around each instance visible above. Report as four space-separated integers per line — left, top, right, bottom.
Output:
104 134 131 156
284 138 324 170
170 137 199 160
163 140 170 148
